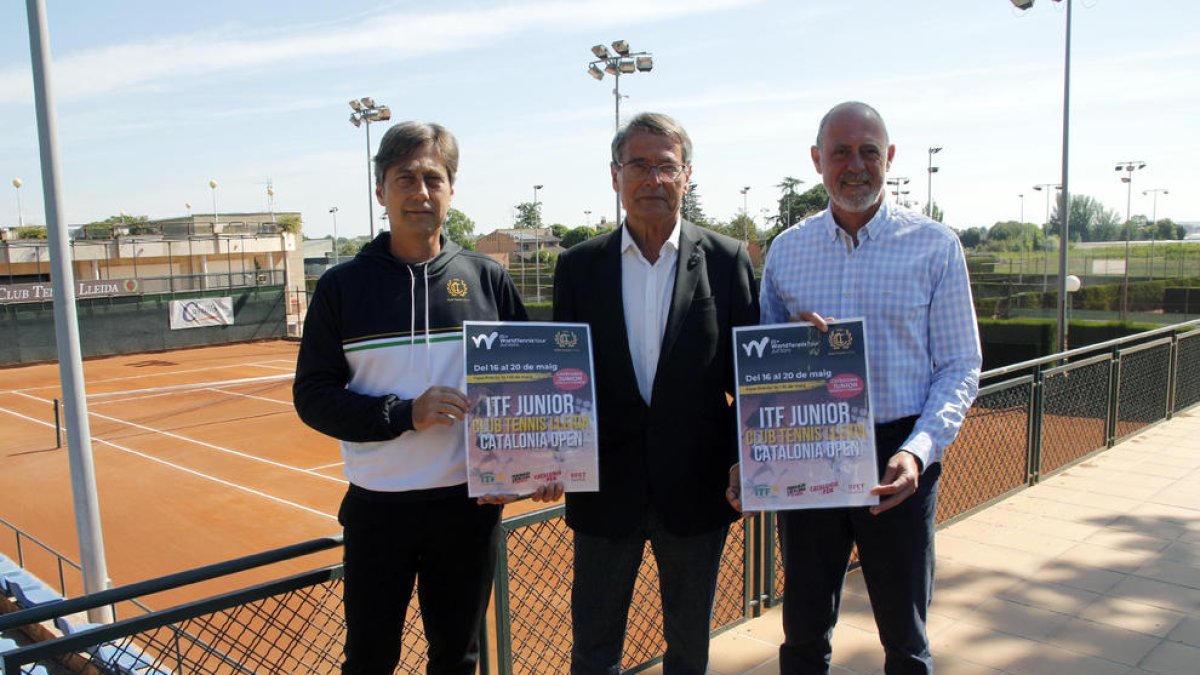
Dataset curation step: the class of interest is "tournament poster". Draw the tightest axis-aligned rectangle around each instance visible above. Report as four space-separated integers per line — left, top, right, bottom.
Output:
463 321 599 497
732 319 878 511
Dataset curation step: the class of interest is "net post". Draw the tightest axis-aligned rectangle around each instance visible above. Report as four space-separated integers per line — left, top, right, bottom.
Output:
54 397 62 448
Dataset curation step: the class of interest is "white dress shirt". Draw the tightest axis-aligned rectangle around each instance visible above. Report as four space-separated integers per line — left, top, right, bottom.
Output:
621 220 681 404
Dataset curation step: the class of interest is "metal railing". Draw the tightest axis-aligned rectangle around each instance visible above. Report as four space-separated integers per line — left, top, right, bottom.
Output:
3 319 1199 674
0 517 79 598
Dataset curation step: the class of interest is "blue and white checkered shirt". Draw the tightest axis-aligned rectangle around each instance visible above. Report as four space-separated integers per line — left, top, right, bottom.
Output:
760 199 982 469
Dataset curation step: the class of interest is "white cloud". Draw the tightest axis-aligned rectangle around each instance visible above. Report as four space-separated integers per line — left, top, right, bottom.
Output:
0 0 756 104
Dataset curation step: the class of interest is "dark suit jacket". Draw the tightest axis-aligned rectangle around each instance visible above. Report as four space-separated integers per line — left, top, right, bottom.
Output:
553 220 759 537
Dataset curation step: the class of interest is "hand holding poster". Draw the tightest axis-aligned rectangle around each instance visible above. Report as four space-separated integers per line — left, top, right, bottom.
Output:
733 319 878 511
463 321 600 497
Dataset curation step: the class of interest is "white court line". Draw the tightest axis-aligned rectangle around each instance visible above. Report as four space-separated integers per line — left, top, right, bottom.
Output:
85 374 291 400
14 391 345 485
207 387 292 407
304 458 343 470
91 391 185 406
253 363 296 372
5 359 294 397
0 405 336 522
88 380 293 407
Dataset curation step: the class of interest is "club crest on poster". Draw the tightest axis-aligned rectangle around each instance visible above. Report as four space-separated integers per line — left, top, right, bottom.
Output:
464 321 599 497
733 319 878 511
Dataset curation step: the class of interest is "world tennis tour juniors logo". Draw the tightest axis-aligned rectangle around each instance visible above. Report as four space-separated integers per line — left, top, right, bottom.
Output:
471 331 499 349
741 336 770 358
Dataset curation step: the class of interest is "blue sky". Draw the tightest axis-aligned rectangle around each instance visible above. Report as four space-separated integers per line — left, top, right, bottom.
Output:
2 0 1197 240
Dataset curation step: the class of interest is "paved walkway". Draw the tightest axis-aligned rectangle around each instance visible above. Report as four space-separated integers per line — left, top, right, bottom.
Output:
656 407 1200 675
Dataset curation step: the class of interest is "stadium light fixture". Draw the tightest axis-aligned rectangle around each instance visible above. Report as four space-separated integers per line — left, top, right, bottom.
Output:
11 177 23 228
348 96 392 238
585 40 655 226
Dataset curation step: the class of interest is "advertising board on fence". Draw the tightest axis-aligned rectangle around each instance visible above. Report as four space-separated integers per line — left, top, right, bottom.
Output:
0 279 141 304
169 297 234 329
463 321 599 497
733 319 878 511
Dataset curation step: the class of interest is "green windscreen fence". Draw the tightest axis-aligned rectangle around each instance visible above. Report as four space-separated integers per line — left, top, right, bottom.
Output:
0 286 287 365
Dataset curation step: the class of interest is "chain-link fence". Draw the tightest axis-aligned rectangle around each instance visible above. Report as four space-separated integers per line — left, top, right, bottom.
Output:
4 319 1200 675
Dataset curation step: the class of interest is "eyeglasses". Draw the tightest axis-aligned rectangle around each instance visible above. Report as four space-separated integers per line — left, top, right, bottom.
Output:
617 162 688 182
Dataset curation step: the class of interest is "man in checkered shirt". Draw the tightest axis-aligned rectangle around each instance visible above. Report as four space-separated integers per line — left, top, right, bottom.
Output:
731 101 982 674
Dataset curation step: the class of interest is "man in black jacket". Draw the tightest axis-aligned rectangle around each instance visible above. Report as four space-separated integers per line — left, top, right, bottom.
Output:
294 121 534 674
553 112 759 674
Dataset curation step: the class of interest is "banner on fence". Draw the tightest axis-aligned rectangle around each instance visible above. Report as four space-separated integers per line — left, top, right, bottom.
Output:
463 321 599 497
0 279 141 305
169 297 234 329
733 319 878 511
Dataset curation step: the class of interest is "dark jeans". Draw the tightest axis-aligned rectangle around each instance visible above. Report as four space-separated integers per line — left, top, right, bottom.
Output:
779 417 939 675
339 485 501 675
570 512 728 675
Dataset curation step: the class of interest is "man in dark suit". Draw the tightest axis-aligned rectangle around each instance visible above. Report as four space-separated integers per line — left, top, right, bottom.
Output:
553 112 759 675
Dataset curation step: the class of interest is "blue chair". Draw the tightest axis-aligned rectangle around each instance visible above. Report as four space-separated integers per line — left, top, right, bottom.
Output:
2 636 68 674
54 616 155 675
9 578 63 608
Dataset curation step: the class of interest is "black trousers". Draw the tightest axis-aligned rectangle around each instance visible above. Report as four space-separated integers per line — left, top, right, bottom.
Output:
779 416 940 675
338 485 501 675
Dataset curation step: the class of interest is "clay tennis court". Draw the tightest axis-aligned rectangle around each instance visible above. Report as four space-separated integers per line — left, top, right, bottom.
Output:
0 340 557 614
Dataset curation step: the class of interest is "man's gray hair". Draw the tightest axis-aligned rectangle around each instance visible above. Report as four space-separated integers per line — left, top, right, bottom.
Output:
374 121 460 185
814 101 889 148
610 112 693 165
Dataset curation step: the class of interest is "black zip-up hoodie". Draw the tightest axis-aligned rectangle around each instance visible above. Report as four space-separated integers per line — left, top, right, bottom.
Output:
294 232 526 492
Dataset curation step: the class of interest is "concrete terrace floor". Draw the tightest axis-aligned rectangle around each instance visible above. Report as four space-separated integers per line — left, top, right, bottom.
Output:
655 407 1200 675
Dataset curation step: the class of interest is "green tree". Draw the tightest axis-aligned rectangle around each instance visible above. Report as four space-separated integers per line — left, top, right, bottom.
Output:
1050 194 1120 242
728 213 758 243
13 225 47 239
561 226 597 249
550 223 569 239
984 221 1042 252
1152 217 1182 240
923 201 944 223
277 214 301 234
681 182 711 226
444 208 476 250
765 184 828 243
81 213 151 238
957 226 987 249
513 202 542 229
775 177 806 229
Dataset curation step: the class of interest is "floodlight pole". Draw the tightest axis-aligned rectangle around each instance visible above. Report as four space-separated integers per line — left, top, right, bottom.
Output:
1033 183 1061 293
533 184 543 300
12 178 23 228
329 206 340 265
740 186 751 241
24 0 112 624
587 41 654 227
365 123 374 237
1116 160 1145 322
927 147 941 218
349 97 391 239
1144 188 1168 280
1056 0 1073 353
